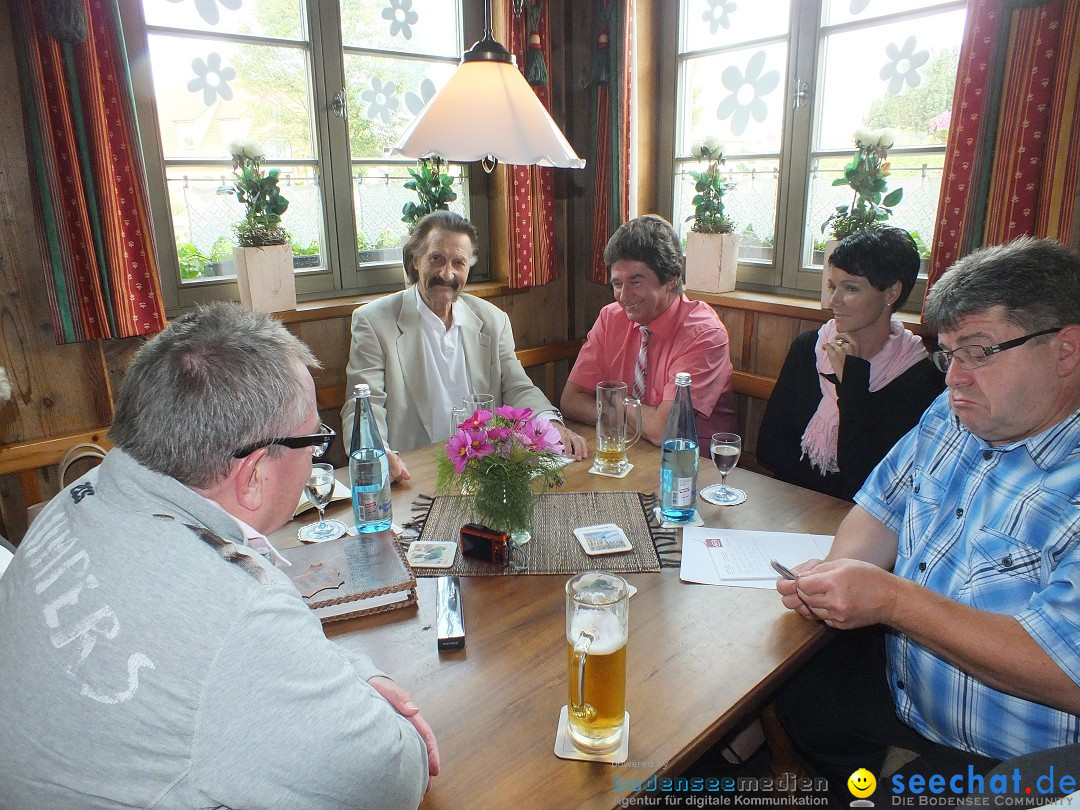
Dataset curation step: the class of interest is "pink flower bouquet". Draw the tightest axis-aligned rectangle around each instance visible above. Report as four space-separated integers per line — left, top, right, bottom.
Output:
436 405 566 535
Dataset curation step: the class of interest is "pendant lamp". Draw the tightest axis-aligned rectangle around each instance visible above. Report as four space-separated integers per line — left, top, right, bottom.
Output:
387 0 585 171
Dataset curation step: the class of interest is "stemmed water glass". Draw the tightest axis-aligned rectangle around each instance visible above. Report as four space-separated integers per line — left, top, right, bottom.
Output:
298 463 347 542
701 432 746 505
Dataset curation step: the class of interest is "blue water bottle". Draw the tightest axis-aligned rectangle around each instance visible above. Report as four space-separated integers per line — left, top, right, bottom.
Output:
349 383 393 533
660 372 699 522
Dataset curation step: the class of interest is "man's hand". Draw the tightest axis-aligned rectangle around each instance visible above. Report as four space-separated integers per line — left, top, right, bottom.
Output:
791 559 900 630
387 451 411 483
776 558 824 620
368 676 440 782
554 423 588 460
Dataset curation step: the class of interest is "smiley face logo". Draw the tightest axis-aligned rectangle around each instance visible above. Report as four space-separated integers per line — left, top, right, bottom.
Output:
848 768 877 799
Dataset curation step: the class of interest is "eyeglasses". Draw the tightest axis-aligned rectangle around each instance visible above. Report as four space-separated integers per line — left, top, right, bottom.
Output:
931 327 1062 374
233 422 337 459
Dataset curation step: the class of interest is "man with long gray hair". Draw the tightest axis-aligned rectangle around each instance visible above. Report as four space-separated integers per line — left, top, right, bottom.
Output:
0 303 437 808
341 210 588 482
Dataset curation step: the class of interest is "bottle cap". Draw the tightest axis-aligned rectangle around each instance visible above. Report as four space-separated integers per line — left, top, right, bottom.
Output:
674 372 691 385
354 383 371 397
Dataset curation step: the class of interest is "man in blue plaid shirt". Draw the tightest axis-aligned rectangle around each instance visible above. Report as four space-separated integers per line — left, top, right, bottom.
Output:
775 237 1080 805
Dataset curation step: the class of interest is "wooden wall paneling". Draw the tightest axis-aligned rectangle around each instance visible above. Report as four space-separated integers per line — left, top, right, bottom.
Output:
747 313 816 379
286 317 352 394
0 6 113 446
493 280 568 349
714 306 747 371
634 0 663 216
103 336 146 403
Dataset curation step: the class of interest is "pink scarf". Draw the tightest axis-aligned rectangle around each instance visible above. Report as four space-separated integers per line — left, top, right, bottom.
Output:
800 318 928 475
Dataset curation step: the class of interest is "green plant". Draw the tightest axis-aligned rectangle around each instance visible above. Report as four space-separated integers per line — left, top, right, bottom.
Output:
176 241 210 280
228 141 290 247
401 157 457 232
822 129 904 241
376 229 400 249
209 236 235 262
738 224 774 248
292 239 320 256
908 229 932 260
436 406 565 534
686 137 736 234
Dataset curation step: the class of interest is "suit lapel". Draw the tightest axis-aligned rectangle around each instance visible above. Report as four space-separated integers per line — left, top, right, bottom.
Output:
457 297 493 398
397 290 436 441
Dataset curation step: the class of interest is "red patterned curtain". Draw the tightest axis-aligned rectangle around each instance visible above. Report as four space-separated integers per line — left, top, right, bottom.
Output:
12 0 165 343
502 0 558 288
587 0 633 284
928 0 1080 292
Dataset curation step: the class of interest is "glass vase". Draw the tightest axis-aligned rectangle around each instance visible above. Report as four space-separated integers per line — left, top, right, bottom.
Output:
473 473 534 570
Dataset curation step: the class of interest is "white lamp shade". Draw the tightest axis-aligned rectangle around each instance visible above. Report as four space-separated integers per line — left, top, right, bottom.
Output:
388 60 586 169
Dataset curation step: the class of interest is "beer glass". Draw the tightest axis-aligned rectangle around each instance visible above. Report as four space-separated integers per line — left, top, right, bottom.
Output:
462 393 495 415
450 406 468 433
565 571 629 752
594 381 641 475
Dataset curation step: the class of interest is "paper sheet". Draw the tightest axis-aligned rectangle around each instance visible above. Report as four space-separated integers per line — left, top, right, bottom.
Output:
679 527 833 589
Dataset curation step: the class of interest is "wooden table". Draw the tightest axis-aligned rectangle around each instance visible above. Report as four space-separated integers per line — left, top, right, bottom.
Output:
270 430 851 809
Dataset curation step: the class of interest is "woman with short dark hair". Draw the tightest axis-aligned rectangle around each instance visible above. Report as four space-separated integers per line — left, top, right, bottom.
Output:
757 226 944 500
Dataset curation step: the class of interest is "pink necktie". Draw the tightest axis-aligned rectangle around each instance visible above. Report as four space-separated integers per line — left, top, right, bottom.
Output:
632 326 649 400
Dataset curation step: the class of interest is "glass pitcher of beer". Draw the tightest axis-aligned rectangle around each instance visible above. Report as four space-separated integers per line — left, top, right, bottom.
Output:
565 571 629 752
594 381 641 475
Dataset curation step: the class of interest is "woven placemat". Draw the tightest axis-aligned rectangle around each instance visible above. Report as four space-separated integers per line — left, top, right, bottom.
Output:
402 491 678 577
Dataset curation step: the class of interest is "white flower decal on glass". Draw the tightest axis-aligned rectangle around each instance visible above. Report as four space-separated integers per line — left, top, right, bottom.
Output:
405 78 436 115
361 77 399 123
165 0 242 27
187 52 235 106
382 0 419 40
716 51 779 136
880 36 930 95
703 0 736 35
849 0 871 14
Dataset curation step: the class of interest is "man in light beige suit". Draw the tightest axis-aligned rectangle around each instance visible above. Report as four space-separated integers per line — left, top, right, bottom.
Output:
342 211 587 481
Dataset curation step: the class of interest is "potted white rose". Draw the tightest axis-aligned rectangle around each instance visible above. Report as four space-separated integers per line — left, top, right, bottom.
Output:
819 129 905 305
228 141 296 313
684 136 739 294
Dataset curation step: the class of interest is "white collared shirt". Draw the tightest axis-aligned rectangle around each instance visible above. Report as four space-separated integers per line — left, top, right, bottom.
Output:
415 286 471 441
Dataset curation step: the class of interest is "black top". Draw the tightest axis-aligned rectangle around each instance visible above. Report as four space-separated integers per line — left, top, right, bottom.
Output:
757 329 945 501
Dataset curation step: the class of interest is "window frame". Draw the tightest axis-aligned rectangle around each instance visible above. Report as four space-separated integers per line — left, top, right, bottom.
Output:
662 0 965 309
121 0 484 314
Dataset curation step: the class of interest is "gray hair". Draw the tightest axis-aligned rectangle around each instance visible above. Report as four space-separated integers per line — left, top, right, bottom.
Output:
402 211 479 285
108 303 320 489
924 237 1080 334
603 214 685 290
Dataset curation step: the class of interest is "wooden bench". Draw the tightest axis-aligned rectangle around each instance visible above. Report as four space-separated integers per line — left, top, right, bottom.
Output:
1 341 771 540
314 338 584 414
0 339 587 540
731 370 775 402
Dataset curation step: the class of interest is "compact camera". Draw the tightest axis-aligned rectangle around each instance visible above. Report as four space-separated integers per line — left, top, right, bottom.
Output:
460 523 510 566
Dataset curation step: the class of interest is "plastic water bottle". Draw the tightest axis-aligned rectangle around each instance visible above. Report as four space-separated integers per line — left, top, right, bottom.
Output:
660 372 699 522
349 383 393 533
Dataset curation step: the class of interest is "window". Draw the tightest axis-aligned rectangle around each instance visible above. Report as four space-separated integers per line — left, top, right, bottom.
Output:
124 0 474 311
670 0 965 300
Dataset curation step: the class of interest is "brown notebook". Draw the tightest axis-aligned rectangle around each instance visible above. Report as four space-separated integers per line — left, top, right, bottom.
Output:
282 533 417 623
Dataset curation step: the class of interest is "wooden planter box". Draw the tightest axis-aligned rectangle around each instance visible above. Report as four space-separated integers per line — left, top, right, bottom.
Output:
684 231 739 294
234 244 297 313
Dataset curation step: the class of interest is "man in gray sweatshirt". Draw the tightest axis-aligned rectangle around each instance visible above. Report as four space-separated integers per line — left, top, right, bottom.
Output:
0 303 437 809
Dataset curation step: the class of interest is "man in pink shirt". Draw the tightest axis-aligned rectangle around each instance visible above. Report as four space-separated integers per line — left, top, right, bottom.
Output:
561 215 735 448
